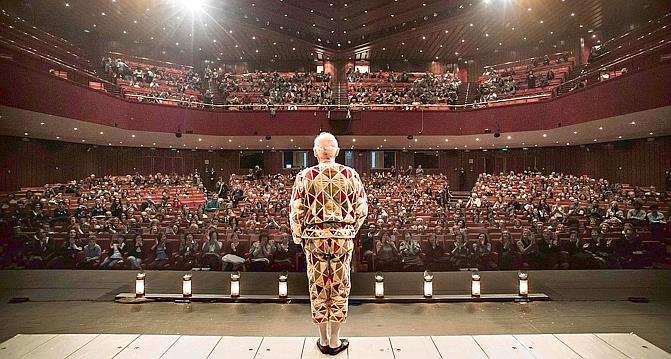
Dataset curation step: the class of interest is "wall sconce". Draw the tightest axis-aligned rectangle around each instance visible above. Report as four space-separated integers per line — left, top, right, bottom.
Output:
423 270 433 298
279 271 288 298
135 272 145 298
471 271 481 297
182 273 192 298
518 271 529 297
230 271 240 298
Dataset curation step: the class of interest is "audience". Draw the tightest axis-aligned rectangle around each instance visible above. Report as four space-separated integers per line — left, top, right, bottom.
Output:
0 166 667 273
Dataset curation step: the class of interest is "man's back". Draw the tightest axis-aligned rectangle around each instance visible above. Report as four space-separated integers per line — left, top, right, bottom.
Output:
290 162 367 242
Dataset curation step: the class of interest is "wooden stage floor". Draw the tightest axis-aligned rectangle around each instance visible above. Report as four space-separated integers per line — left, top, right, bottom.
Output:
1 333 670 359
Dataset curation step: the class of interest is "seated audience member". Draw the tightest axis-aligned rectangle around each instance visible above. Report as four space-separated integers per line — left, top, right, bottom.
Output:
626 200 646 227
61 230 82 269
247 233 273 271
201 230 223 270
149 232 171 269
361 224 378 265
537 227 563 269
473 232 497 270
52 202 70 224
78 235 102 269
517 229 538 269
101 234 127 269
375 232 401 271
526 71 536 88
27 229 56 269
451 232 472 268
566 231 593 269
205 194 220 212
619 227 645 269
498 230 519 270
425 233 451 270
126 233 145 270
172 232 198 270
222 232 245 271
646 204 667 241
399 232 424 270
270 237 292 271
605 201 625 224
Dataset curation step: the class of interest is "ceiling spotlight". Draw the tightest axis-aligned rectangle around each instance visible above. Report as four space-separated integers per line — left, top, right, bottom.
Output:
173 0 204 12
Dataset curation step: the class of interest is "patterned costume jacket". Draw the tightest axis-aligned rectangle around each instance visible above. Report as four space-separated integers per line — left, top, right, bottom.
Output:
289 162 368 243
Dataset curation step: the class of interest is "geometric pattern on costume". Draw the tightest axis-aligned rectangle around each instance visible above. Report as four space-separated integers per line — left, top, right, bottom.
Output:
289 161 367 326
289 162 368 243
304 238 353 324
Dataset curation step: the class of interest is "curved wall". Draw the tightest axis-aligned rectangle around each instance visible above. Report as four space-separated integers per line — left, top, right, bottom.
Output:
0 58 670 137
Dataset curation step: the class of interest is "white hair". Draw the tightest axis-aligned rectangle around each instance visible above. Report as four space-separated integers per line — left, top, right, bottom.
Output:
313 132 339 158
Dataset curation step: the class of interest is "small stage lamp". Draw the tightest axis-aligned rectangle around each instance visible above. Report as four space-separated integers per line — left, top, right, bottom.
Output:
182 273 192 298
278 271 288 298
135 272 146 298
230 271 241 297
423 270 434 298
375 272 384 298
518 271 529 297
471 270 481 297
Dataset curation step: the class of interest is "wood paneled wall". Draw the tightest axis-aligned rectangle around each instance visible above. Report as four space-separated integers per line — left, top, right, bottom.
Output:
1 136 669 192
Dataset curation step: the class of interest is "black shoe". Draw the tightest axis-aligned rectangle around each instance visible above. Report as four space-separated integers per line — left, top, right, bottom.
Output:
317 339 329 355
328 339 349 356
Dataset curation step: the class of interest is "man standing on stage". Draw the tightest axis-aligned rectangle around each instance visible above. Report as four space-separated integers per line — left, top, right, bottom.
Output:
290 132 368 355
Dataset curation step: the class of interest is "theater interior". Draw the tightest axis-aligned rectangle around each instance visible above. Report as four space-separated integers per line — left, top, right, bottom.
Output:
0 0 670 357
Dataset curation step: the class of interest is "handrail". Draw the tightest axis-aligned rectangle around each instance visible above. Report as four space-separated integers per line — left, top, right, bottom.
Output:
0 37 117 87
488 51 573 70
0 11 90 62
123 93 551 110
559 38 670 90
106 51 193 70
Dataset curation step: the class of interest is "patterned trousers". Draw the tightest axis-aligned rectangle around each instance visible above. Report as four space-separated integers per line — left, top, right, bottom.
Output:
303 237 354 324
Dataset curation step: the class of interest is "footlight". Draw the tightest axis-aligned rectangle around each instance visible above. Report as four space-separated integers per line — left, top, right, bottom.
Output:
423 270 434 298
518 271 529 297
471 270 481 297
375 272 384 298
279 271 288 298
135 272 145 298
230 271 240 297
182 273 192 298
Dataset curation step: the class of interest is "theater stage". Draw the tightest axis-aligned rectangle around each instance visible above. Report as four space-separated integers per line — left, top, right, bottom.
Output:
2 333 670 359
0 270 670 356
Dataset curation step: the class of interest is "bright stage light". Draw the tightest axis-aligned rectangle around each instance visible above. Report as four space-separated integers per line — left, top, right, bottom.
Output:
182 273 192 298
172 0 204 12
135 272 146 297
230 271 240 297
518 271 529 297
278 271 288 298
423 270 433 298
375 272 384 298
471 271 481 297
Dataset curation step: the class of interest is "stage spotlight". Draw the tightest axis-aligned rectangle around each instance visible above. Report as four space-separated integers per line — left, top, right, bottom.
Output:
407 135 414 140
518 271 529 297
471 271 481 297
278 271 288 298
173 0 204 12
230 271 240 297
375 272 384 298
423 270 433 298
182 273 192 298
135 272 146 298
